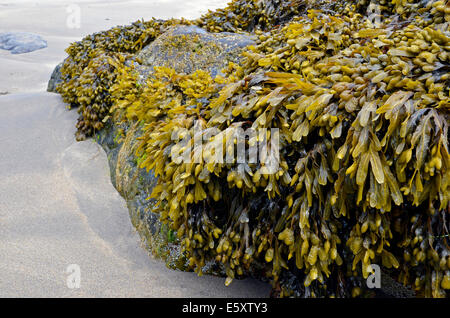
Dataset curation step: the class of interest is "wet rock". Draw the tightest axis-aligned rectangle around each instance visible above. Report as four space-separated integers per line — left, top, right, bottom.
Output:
47 62 63 93
137 25 255 77
0 32 47 54
378 270 416 298
96 121 188 270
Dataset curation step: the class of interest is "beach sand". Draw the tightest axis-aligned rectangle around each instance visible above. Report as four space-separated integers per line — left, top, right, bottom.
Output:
0 0 271 297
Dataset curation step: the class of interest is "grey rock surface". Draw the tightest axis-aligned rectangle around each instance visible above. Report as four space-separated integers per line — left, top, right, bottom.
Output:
137 25 255 77
0 32 47 54
47 62 64 93
96 121 184 269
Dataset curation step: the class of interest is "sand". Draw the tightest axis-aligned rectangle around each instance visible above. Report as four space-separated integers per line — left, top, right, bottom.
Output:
0 0 271 297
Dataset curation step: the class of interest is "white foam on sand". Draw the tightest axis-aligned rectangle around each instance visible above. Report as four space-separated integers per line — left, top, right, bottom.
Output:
0 0 271 297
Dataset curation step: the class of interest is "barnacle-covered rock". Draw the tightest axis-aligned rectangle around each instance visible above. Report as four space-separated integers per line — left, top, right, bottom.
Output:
53 0 450 298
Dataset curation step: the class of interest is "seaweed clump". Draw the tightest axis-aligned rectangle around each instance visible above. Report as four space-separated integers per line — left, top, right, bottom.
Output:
57 0 449 297
194 0 352 33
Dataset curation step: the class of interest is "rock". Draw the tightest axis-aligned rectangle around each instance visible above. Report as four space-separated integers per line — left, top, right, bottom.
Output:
96 121 189 271
137 25 255 77
378 269 416 298
0 32 47 54
47 62 63 93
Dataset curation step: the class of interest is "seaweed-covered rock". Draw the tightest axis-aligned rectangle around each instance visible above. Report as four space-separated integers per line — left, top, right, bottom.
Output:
93 25 256 274
0 32 47 54
52 0 450 298
137 25 255 77
55 19 169 140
